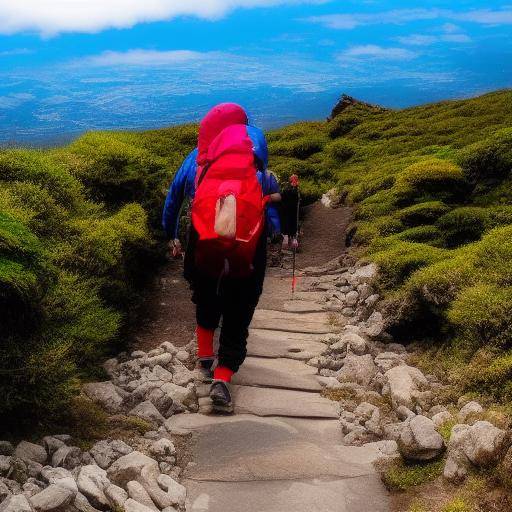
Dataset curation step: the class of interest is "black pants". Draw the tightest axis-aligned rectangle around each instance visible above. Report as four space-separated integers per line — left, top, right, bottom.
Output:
185 226 267 373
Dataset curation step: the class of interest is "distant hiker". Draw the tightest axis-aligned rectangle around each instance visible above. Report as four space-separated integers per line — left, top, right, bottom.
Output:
280 174 300 250
162 103 277 413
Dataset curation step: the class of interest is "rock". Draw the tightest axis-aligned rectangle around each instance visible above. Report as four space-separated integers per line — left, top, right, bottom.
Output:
0 494 34 511
343 426 370 445
458 401 483 423
124 499 156 512
156 474 186 507
364 294 380 308
0 478 21 495
129 401 165 426
333 332 367 355
0 480 10 501
29 484 74 511
429 405 447 416
82 382 123 413
354 402 381 435
9 457 29 483
23 480 44 498
396 405 415 421
374 352 403 373
52 436 72 445
126 481 158 511
363 440 400 461
464 421 507 466
149 439 176 462
175 351 189 362
160 342 178 355
40 467 77 493
104 484 128 509
107 452 158 489
131 351 146 359
351 263 378 284
362 312 385 338
383 365 428 410
74 493 103 512
76 465 110 510
51 446 81 470
341 307 355 316
90 440 132 470
0 443 13 457
336 354 377 387
147 353 173 368
160 382 195 408
398 415 445 462
137 464 174 509
14 443 47 465
25 460 43 479
345 291 359 306
0 457 11 477
42 438 64 457
432 411 453 428
443 424 471 483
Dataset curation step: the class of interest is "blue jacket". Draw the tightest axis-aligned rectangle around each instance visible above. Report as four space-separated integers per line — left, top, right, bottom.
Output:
162 126 280 239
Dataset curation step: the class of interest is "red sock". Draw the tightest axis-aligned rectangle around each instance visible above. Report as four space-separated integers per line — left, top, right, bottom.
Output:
214 366 234 382
196 326 214 359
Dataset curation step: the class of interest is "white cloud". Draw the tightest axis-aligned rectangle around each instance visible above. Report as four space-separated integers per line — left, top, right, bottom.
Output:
340 44 418 61
80 49 211 67
397 32 471 46
0 48 33 57
0 0 323 36
306 8 512 30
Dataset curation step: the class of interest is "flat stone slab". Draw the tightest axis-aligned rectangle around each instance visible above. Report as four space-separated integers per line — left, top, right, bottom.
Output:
247 329 327 360
282 300 326 313
232 357 322 391
231 385 339 418
253 309 330 324
185 476 390 512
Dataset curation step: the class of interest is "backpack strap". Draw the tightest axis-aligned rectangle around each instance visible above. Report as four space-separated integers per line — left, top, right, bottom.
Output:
196 161 212 187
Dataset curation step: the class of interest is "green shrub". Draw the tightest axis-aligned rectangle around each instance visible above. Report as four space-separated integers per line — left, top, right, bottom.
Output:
394 225 442 244
325 139 357 162
371 241 447 288
458 128 512 183
398 201 450 227
394 159 467 204
382 458 444 491
437 207 489 247
472 225 512 285
268 136 326 159
448 284 512 348
327 112 361 138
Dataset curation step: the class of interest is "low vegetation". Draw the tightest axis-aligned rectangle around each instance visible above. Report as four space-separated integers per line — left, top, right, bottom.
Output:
2 89 512 431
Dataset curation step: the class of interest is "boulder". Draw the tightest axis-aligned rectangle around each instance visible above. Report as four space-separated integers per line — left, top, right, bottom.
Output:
156 474 186 507
129 402 165 426
23 480 44 498
345 291 359 306
432 411 453 428
82 382 123 413
51 446 81 470
40 467 77 493
351 263 377 284
107 452 158 489
14 443 47 465
354 402 381 435
74 493 103 512
41 438 64 457
160 382 195 408
336 354 377 387
104 484 128 509
458 401 483 423
90 440 132 470
362 312 385 338
0 457 11 477
137 464 174 509
363 440 400 461
383 365 428 410
398 415 445 462
332 332 367 355
124 499 156 512
29 484 74 511
0 494 34 511
374 352 403 373
149 439 176 462
0 480 10 501
444 421 507 483
76 465 110 510
0 443 13 457
126 481 158 511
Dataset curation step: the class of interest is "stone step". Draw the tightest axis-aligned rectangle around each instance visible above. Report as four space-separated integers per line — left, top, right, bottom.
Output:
185 476 390 512
250 318 336 334
247 329 327 360
231 385 339 418
253 309 330 324
232 357 322 392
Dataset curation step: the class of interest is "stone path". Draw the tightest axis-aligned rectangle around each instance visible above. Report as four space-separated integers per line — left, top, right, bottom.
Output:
166 268 391 512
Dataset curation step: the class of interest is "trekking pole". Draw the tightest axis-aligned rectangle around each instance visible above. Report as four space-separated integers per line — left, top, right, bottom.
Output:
291 187 301 297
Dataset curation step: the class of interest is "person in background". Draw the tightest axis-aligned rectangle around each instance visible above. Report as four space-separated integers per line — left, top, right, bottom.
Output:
162 103 279 413
279 174 300 250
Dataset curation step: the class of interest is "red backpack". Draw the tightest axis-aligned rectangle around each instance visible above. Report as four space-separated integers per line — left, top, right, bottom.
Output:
191 124 267 278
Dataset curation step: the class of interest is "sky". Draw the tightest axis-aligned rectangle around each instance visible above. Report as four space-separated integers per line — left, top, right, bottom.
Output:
1 1 512 145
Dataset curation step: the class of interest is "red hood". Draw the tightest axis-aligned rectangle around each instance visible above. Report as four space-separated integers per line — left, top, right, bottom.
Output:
197 103 248 165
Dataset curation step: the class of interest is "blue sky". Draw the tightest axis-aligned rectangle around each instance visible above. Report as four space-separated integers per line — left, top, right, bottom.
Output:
1 1 512 144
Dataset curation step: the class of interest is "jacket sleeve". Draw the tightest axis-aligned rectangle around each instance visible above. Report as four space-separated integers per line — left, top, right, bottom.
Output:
162 150 196 240
266 204 281 235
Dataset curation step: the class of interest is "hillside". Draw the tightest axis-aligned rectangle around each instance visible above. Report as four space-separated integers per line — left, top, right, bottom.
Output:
1 89 512 431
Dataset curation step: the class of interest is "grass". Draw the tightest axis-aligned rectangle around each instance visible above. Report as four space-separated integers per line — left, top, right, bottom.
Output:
381 459 445 491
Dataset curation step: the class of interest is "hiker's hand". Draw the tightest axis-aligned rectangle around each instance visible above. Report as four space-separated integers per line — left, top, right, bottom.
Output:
290 237 299 250
170 239 183 258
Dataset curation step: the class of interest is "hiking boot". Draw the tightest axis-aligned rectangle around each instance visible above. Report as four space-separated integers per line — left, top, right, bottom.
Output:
197 359 214 383
210 380 234 414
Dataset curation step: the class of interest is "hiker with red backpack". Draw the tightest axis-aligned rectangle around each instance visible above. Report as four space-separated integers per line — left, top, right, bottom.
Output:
162 103 280 413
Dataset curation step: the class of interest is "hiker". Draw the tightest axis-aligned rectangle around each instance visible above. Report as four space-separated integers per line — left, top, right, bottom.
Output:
162 103 279 413
279 174 300 250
